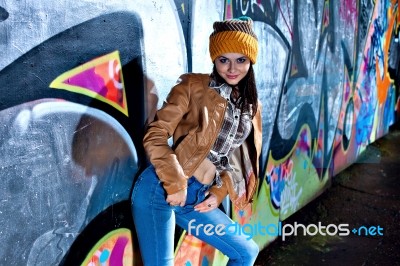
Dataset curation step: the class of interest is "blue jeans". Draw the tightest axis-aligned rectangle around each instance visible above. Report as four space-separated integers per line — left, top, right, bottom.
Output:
131 165 259 266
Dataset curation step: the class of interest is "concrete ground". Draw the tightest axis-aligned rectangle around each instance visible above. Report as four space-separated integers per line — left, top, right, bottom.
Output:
255 123 400 266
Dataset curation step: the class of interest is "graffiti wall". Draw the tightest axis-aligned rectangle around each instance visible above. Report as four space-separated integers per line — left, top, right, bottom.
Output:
0 0 398 265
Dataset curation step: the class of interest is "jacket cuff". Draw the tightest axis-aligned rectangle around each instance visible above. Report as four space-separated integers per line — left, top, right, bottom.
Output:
209 183 228 205
155 165 188 195
163 181 188 195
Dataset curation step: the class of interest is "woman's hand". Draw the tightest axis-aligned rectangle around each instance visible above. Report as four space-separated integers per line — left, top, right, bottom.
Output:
166 189 187 207
194 192 218 212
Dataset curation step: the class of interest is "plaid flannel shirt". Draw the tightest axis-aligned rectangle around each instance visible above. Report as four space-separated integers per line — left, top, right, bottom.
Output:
207 80 252 186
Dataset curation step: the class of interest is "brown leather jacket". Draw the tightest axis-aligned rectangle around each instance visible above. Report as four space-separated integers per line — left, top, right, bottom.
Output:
143 73 262 208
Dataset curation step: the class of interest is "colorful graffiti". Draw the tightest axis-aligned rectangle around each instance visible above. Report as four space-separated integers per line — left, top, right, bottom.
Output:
50 51 128 116
83 229 133 266
0 0 398 265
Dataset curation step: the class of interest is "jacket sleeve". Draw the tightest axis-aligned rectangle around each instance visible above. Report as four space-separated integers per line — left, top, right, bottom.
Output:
143 74 192 195
208 172 230 205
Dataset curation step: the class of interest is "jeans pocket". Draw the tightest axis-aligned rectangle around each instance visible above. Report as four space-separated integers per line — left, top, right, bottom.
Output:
184 177 210 208
185 178 200 207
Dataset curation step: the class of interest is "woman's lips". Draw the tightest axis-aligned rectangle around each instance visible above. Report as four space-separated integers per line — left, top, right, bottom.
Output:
227 75 238 79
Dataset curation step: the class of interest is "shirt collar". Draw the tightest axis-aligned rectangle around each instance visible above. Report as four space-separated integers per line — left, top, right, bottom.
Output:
209 77 232 99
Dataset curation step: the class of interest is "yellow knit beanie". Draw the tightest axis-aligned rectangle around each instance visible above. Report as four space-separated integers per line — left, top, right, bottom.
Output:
209 16 258 64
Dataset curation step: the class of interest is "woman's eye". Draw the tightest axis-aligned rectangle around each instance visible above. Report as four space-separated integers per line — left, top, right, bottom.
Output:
237 58 246 63
219 58 228 63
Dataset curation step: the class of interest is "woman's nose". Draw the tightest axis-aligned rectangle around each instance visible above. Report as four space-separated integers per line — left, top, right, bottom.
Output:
228 62 236 72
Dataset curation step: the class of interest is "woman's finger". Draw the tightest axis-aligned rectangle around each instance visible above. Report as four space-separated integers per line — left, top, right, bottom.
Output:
194 199 215 212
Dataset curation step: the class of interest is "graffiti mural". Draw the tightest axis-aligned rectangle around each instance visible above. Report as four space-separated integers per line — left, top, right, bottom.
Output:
0 0 398 265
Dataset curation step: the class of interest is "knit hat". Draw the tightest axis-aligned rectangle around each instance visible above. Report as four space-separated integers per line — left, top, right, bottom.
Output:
209 16 258 64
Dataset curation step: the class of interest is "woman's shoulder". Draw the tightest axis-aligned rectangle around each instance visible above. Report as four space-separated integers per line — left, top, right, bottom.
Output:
177 73 210 83
174 73 211 91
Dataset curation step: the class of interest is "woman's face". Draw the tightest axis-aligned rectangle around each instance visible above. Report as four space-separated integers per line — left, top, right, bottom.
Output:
214 53 251 86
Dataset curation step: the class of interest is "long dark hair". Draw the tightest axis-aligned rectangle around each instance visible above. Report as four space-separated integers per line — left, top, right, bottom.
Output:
211 64 258 116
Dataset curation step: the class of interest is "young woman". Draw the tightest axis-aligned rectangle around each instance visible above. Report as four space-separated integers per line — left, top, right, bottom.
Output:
132 16 262 266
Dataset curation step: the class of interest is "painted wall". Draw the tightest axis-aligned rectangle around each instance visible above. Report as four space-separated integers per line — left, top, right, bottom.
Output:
0 0 398 265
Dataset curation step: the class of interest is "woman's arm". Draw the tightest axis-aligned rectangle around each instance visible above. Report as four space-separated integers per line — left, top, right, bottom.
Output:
143 75 192 195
